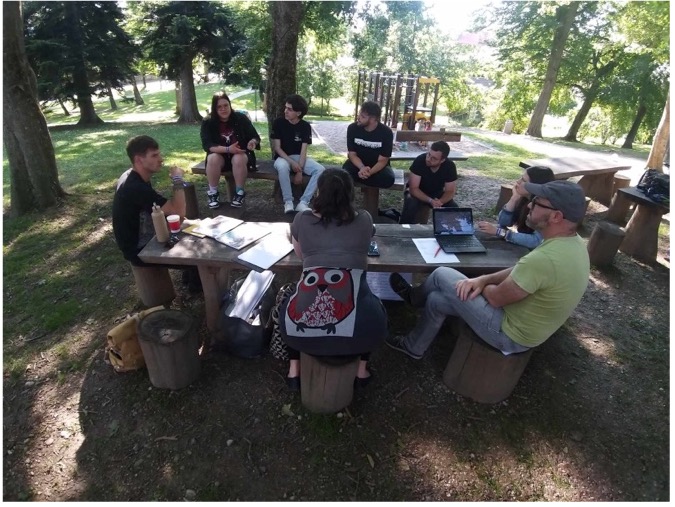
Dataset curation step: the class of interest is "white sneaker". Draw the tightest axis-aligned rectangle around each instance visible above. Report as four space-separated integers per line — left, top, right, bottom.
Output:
283 201 295 214
295 201 310 212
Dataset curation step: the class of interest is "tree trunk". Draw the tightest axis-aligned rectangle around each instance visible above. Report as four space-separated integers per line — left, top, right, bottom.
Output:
563 88 598 142
265 1 304 140
131 76 145 105
622 102 647 149
645 91 669 171
142 74 147 89
107 82 117 110
177 60 202 124
175 79 181 116
65 3 103 126
57 98 70 116
525 3 579 138
3 1 65 217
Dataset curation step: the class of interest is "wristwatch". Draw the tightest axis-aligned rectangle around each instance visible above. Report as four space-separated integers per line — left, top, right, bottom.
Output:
496 227 507 239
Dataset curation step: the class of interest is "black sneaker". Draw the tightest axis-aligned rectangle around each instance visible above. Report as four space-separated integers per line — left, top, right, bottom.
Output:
231 189 245 208
207 191 220 209
389 272 413 305
385 335 422 360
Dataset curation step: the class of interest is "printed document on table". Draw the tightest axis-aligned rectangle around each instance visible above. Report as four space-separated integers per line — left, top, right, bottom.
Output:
412 238 459 263
366 272 412 301
215 222 270 250
238 235 294 270
226 270 275 320
193 215 243 238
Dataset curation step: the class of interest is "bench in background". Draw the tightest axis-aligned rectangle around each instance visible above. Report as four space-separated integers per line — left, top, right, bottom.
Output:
191 159 406 218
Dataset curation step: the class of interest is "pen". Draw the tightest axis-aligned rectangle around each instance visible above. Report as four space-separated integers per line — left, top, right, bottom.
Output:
434 246 442 258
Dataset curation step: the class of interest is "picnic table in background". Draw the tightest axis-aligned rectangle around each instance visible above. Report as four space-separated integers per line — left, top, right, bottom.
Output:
519 156 631 206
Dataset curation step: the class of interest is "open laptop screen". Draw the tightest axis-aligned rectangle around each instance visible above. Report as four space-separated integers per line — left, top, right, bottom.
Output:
433 208 475 236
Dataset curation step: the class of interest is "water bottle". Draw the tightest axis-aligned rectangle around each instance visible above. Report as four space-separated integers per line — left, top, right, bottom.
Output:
151 203 170 244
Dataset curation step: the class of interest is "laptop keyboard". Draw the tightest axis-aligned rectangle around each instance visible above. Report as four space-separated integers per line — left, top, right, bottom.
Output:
439 236 483 248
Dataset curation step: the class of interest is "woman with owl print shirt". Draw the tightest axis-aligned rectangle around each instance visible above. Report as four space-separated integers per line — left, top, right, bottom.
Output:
279 168 388 392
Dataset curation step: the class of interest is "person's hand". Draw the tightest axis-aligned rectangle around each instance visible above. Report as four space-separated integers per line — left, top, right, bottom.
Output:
477 221 497 235
246 139 257 151
169 166 184 178
455 277 486 301
429 198 444 208
291 161 302 173
228 142 245 155
358 166 371 179
293 171 303 185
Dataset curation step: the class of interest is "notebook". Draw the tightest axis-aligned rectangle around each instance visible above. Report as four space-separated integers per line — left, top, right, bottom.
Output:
432 207 487 253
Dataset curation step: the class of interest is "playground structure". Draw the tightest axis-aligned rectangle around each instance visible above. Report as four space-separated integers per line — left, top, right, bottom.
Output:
354 70 441 131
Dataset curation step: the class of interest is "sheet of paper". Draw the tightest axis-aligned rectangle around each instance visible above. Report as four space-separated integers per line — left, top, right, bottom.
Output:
226 270 275 320
215 222 270 250
193 215 244 238
237 235 294 270
412 238 459 264
182 223 206 238
366 272 412 301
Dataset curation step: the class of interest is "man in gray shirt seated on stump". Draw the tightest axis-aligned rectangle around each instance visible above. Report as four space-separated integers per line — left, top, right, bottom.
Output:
387 180 590 358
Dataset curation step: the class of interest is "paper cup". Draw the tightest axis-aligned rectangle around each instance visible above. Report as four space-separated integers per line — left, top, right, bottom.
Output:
167 214 181 233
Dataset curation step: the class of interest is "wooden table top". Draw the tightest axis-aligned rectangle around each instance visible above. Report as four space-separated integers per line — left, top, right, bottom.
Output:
519 156 631 178
138 223 528 276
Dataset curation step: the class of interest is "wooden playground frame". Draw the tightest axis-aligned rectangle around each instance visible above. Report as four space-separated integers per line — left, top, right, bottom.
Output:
354 70 441 131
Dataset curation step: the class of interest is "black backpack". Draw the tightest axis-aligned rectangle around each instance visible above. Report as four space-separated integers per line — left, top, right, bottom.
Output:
637 169 670 204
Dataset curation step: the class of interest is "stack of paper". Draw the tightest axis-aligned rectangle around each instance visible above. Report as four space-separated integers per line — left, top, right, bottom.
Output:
216 222 270 250
238 235 294 270
193 215 243 239
412 238 459 263
225 270 275 320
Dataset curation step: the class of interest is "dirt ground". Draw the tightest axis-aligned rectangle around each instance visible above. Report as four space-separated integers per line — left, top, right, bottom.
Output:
2 129 670 501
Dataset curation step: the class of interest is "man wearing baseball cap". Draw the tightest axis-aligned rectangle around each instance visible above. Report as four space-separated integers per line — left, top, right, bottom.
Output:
386 180 590 358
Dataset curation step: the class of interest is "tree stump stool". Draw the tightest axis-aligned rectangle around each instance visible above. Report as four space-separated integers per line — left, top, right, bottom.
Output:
131 265 176 307
587 221 625 266
183 182 199 219
619 203 668 263
443 322 533 404
300 353 359 413
495 183 513 212
606 189 633 225
612 174 632 198
137 309 201 390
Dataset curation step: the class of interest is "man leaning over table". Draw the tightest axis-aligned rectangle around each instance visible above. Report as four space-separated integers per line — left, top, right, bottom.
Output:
386 180 590 358
112 135 200 291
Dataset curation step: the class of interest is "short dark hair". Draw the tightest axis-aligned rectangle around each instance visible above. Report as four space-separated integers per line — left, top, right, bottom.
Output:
210 91 231 118
429 141 450 160
285 94 308 118
126 135 159 163
526 165 555 184
312 168 356 225
360 101 381 121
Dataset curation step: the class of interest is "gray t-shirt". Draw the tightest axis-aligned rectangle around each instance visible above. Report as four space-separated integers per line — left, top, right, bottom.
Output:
290 210 374 270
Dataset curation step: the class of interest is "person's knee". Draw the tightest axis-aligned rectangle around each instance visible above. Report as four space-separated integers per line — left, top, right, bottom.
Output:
206 153 224 171
232 153 247 169
274 158 291 174
427 291 452 315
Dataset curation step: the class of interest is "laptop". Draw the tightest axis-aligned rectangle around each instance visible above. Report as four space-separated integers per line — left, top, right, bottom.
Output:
432 207 487 254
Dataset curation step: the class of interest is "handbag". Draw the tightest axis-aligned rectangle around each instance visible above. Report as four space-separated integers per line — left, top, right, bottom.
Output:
215 274 276 358
106 306 163 372
269 282 296 361
637 169 670 204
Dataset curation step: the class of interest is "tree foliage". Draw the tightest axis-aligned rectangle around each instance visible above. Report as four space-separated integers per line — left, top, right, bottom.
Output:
24 1 138 124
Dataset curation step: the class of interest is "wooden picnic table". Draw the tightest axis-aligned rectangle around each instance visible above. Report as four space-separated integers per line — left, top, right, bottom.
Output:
139 223 528 334
519 156 631 206
606 186 669 263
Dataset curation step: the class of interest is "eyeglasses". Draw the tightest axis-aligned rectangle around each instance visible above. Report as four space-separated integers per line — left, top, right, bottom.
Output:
530 196 557 211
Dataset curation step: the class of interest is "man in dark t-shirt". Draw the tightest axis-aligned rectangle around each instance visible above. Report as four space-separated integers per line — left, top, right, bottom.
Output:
270 94 325 214
112 135 186 266
343 101 395 188
399 141 458 224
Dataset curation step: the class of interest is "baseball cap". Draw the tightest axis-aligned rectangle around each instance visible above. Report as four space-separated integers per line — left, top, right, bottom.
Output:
524 180 586 223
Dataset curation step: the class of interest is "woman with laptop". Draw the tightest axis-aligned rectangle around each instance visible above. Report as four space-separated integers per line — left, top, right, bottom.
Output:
278 168 387 391
477 166 554 249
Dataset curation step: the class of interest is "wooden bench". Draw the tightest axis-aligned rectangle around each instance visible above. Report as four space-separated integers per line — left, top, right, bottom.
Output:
191 159 406 218
606 186 669 263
